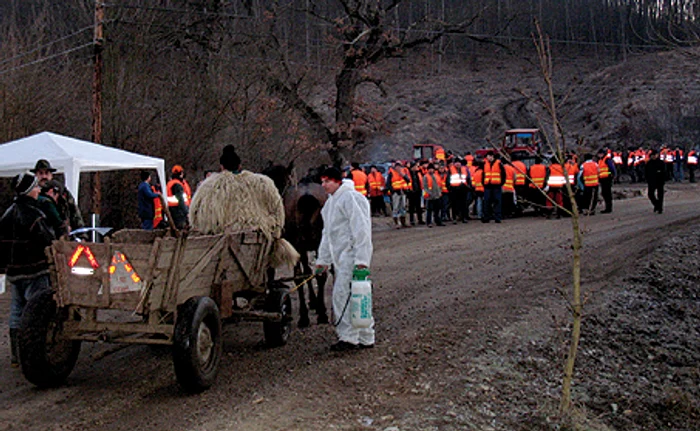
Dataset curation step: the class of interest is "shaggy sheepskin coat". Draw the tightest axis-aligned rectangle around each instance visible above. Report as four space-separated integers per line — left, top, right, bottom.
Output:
188 170 298 267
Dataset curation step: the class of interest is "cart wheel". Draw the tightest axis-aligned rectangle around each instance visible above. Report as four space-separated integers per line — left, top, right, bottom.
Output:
172 296 222 393
19 291 81 388
263 287 293 347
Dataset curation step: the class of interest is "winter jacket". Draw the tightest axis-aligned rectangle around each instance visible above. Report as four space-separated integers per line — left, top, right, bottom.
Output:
0 195 56 279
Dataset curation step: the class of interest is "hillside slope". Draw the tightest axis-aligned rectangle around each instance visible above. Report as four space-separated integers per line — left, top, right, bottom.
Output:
361 47 700 161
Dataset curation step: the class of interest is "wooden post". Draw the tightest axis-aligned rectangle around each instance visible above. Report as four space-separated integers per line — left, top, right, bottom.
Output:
91 0 104 215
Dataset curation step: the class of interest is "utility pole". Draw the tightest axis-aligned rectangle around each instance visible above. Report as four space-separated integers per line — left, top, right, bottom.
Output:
91 0 104 218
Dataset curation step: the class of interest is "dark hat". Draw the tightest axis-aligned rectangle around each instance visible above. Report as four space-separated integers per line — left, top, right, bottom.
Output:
220 145 241 171
12 172 39 196
320 167 343 182
30 159 57 173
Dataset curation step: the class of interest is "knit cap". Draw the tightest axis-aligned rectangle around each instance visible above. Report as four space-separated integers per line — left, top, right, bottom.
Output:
12 172 38 196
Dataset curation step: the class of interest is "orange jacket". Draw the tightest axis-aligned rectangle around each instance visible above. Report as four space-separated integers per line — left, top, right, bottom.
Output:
512 161 527 186
529 164 547 188
582 161 599 187
166 179 191 207
502 164 516 193
350 169 368 196
547 164 566 188
483 160 503 186
367 171 385 197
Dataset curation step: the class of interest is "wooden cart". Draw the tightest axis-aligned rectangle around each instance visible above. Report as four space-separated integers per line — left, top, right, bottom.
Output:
19 229 293 393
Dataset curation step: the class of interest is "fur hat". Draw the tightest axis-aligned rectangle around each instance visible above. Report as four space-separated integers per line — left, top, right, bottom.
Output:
30 159 57 173
12 172 38 196
220 145 241 171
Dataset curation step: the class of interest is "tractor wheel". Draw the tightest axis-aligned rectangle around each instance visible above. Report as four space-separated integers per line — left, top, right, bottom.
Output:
172 297 222 393
19 291 81 388
263 287 293 347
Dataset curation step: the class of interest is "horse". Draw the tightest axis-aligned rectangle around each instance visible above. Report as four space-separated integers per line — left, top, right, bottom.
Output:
262 163 329 327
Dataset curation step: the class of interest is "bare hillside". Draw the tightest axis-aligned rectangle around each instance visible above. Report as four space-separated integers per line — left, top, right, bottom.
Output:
361 47 700 161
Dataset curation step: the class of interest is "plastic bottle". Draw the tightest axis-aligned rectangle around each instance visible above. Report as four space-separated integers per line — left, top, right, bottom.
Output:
350 267 373 328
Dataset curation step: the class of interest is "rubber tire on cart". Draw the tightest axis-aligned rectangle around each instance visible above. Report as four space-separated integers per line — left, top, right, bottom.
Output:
19 291 81 388
263 287 293 347
172 296 222 393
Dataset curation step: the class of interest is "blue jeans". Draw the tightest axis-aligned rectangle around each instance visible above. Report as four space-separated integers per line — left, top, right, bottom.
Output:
141 219 154 230
483 187 502 221
9 274 51 329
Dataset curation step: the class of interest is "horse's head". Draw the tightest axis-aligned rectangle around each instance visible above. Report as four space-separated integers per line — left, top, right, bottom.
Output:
262 161 294 195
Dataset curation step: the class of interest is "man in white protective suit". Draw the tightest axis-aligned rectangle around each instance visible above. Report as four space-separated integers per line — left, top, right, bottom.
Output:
315 167 374 352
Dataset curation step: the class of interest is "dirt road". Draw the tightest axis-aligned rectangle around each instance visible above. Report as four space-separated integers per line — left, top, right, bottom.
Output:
1 183 698 431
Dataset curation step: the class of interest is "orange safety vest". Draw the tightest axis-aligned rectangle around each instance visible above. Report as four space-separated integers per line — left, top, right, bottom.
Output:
483 160 503 186
598 158 611 179
152 186 163 228
613 152 623 165
473 169 484 193
512 161 527 186
564 162 579 184
529 164 547 188
367 171 385 197
502 164 516 193
422 173 443 199
166 179 191 207
350 169 368 196
439 172 449 193
389 168 409 191
435 147 446 161
688 150 698 165
582 161 599 187
548 164 566 188
449 165 469 187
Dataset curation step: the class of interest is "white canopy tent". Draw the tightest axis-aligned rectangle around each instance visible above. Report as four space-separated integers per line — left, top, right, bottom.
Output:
0 132 167 207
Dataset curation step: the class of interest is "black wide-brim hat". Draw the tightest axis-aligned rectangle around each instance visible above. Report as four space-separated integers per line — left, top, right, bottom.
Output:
30 159 57 173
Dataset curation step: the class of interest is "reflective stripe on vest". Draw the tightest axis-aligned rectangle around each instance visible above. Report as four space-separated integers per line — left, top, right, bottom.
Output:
483 160 502 185
529 164 546 188
166 179 190 207
152 186 163 227
512 161 527 186
688 152 698 165
351 170 368 196
389 168 408 191
548 164 566 187
449 166 468 186
598 159 611 179
473 170 484 192
565 162 579 184
502 165 515 193
582 161 599 187
439 173 449 193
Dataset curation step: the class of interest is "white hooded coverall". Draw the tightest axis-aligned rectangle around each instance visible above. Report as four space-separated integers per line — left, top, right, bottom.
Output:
317 179 374 345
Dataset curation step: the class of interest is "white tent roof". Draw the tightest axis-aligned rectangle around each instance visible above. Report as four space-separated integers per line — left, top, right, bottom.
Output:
0 131 166 207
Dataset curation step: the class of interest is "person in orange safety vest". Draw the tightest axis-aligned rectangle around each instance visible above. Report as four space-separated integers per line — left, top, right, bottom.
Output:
578 153 599 215
367 165 387 216
166 165 191 229
687 149 698 183
387 160 411 228
596 149 616 213
348 162 368 196
482 152 505 223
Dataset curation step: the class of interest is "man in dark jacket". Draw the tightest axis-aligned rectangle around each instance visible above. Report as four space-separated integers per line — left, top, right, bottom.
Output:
31 159 84 233
0 172 56 367
407 162 424 226
645 149 666 214
137 171 161 229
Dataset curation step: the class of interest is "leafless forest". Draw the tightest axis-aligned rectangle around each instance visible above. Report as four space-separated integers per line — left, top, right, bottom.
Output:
1 1 698 227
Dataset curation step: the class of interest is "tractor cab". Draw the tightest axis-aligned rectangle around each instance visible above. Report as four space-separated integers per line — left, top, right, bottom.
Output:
502 128 543 168
413 144 445 162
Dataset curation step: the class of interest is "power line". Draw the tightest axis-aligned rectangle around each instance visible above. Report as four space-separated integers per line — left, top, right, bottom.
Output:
0 42 94 76
0 25 93 66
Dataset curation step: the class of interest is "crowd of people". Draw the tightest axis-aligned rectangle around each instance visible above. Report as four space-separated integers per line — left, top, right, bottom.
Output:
345 144 698 227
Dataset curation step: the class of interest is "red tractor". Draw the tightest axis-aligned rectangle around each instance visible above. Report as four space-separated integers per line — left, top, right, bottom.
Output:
475 128 544 167
412 143 445 162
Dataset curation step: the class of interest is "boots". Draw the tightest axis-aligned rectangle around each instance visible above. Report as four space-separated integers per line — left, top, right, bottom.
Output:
400 216 411 228
10 328 19 368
